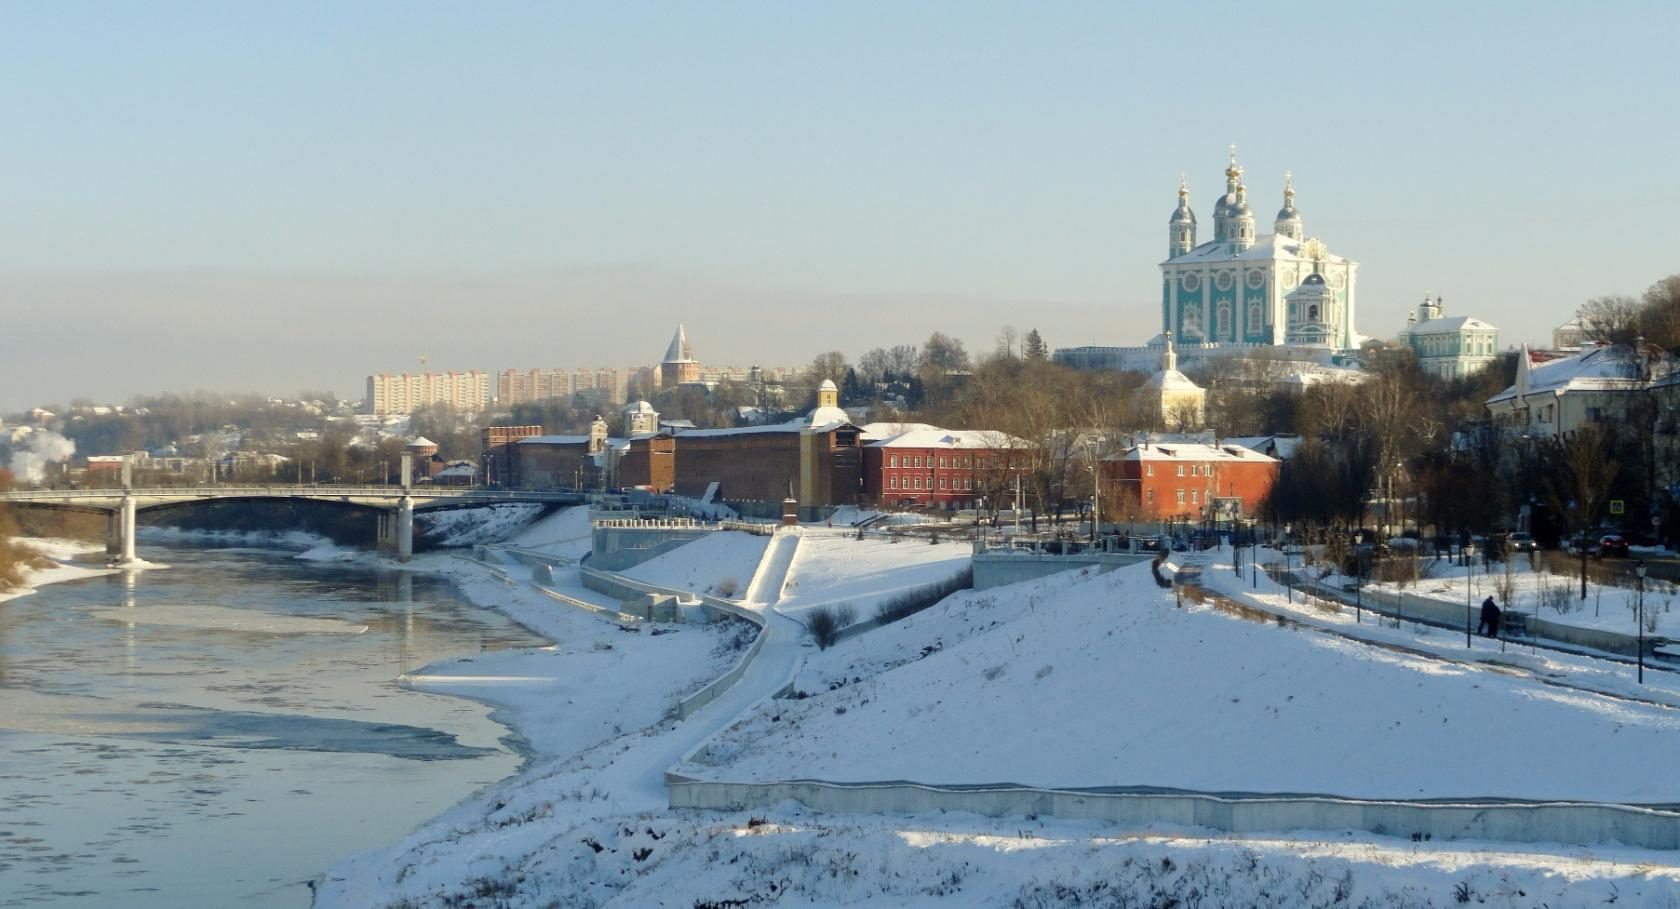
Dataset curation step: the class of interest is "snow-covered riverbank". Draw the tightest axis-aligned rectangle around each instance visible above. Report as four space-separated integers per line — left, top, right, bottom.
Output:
0 536 117 604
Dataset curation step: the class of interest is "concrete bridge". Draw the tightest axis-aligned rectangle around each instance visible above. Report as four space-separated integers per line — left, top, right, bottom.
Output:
1 478 582 563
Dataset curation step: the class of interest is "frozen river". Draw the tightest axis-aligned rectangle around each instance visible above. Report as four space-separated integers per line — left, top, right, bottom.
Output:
0 541 547 907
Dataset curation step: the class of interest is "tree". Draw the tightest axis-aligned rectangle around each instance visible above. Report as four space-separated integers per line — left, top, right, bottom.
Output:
806 350 849 387
921 332 970 375
993 325 1020 362
1578 295 1644 345
1023 329 1048 362
1639 274 1680 352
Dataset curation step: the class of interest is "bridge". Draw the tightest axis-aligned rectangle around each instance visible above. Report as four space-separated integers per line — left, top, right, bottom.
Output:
1 482 583 563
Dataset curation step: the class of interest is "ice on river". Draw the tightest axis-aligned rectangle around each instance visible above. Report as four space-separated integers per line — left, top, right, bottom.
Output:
93 602 370 634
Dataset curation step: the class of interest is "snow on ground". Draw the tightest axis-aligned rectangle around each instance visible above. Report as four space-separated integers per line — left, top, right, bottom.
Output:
696 559 1680 803
0 537 114 603
621 530 768 598
776 528 971 617
502 504 594 560
418 501 547 547
1339 554 1677 636
315 534 1680 908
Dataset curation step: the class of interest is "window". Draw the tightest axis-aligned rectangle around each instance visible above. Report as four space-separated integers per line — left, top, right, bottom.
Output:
889 476 899 489
1176 465 1185 477
1146 489 1154 503
964 477 972 490
914 477 923 489
914 456 922 468
940 456 948 468
1176 489 1186 504
889 455 898 468
1191 490 1198 504
964 456 972 468
1247 303 1262 334
940 477 949 490
1146 464 1154 477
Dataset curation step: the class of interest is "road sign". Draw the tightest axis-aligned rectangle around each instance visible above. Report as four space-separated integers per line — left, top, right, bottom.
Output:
1610 499 1625 515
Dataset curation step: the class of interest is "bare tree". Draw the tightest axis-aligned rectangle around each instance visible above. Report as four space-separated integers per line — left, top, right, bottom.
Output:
1578 295 1643 344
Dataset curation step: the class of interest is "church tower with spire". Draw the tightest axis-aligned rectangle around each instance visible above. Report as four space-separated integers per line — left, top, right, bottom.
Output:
1168 175 1197 259
1273 172 1303 241
659 324 702 388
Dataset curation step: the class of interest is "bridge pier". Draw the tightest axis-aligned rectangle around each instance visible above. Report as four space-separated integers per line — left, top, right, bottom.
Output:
375 499 415 562
104 496 137 564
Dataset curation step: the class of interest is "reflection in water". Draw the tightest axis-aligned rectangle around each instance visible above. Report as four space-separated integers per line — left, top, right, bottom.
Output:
0 542 547 908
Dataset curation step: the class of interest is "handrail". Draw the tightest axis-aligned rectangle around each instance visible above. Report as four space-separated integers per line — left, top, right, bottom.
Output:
0 486 580 501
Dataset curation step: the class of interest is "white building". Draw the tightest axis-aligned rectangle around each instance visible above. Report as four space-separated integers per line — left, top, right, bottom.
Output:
1400 294 1500 379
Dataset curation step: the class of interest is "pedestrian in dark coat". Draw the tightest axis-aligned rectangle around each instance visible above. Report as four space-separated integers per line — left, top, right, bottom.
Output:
1477 595 1501 637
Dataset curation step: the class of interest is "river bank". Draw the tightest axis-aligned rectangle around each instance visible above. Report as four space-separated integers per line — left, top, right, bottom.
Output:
0 536 118 605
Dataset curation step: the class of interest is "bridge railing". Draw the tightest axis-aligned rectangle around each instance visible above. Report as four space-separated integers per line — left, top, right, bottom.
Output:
0 485 582 501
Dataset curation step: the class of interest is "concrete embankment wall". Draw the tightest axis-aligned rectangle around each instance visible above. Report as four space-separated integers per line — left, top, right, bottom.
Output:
667 778 1680 851
973 552 1152 590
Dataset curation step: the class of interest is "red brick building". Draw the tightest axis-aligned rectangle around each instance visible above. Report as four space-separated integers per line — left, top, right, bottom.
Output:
861 427 1025 510
1102 441 1278 521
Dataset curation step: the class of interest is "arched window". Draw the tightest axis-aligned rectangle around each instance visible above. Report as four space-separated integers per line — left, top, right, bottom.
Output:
1307 304 1320 321
1215 304 1230 339
1247 303 1262 334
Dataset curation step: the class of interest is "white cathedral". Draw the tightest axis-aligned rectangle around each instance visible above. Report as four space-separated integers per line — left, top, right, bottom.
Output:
1161 149 1358 349
1056 149 1364 376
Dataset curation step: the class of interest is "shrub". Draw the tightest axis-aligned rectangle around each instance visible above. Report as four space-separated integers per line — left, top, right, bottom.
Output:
808 605 855 649
872 566 975 625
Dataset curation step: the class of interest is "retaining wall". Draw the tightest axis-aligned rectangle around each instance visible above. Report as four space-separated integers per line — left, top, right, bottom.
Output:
666 778 1680 851
973 551 1153 590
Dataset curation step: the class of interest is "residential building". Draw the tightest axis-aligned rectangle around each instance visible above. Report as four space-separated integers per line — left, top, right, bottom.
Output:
365 371 491 415
861 426 1022 509
1103 441 1279 521
1485 342 1678 439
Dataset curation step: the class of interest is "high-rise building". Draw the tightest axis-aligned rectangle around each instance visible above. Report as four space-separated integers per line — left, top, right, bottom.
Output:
365 371 490 415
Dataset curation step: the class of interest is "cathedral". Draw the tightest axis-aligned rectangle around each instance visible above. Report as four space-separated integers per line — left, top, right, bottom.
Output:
1160 149 1359 350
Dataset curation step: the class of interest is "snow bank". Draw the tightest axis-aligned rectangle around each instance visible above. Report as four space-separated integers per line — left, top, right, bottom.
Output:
0 537 114 604
418 502 547 547
775 529 971 617
699 560 1680 803
621 531 768 597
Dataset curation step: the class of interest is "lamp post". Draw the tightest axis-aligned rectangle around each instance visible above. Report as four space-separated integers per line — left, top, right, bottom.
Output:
1284 522 1293 604
1637 560 1647 684
1465 550 1474 648
1354 531 1364 623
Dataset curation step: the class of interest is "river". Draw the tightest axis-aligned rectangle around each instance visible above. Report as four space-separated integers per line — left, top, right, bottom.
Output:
0 540 548 908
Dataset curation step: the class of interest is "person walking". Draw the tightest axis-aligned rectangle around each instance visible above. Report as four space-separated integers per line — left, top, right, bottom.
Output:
1477 595 1502 637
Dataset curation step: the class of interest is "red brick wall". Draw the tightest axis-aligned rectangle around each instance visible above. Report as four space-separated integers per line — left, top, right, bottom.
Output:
863 446 989 508
1103 457 1278 519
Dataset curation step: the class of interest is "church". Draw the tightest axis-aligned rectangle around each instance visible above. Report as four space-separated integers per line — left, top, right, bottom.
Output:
1055 149 1364 376
1161 149 1358 350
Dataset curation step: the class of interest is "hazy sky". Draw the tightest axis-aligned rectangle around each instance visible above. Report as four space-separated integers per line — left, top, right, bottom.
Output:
2 2 1677 411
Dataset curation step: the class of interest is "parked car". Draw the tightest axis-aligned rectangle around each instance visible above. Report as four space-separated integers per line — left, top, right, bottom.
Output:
1599 533 1631 558
1507 531 1538 553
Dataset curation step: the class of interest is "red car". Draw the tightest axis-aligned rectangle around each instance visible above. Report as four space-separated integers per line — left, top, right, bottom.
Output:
1599 533 1631 558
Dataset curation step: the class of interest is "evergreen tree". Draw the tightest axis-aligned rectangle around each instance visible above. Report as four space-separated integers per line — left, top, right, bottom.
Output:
1024 328 1048 361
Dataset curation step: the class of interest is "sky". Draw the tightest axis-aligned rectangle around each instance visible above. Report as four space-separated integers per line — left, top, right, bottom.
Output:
2 2 1677 411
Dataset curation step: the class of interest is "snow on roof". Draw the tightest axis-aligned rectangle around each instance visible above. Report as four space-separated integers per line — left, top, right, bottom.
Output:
859 421 941 441
516 434 592 445
1140 368 1202 391
663 324 695 363
1163 232 1353 266
1109 442 1277 463
407 436 437 447
1405 315 1498 335
1487 343 1675 404
1222 435 1302 460
867 428 1021 449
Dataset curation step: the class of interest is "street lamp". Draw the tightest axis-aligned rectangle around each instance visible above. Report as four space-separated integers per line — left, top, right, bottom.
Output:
1284 522 1293 604
1354 530 1364 623
1637 561 1647 684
